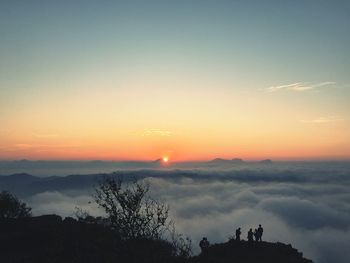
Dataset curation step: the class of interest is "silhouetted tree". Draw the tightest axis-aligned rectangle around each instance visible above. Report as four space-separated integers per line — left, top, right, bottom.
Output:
0 191 32 220
94 177 170 240
169 223 192 258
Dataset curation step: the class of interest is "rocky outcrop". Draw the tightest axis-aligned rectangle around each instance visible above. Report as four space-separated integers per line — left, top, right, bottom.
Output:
0 215 314 263
192 239 313 263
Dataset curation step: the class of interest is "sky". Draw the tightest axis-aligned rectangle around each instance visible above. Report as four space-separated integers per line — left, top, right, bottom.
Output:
0 0 350 161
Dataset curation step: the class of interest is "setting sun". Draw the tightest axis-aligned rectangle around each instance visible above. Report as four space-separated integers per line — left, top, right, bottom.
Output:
162 157 169 163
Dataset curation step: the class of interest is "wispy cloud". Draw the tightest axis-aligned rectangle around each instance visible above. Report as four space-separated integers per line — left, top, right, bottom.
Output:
136 129 173 137
300 116 345 124
267 81 336 92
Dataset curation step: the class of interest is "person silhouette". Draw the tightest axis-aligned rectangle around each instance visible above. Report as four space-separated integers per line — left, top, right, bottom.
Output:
254 228 258 242
235 227 241 241
247 228 254 242
257 224 263 241
199 237 210 252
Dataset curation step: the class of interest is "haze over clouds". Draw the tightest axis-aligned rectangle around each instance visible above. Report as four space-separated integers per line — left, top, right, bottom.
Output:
16 164 350 263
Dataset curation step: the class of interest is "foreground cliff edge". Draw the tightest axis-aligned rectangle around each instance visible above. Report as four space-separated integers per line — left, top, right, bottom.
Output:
192 239 313 263
0 215 314 263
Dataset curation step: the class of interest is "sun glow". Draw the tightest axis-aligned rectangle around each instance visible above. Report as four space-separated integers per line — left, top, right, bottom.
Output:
162 157 169 163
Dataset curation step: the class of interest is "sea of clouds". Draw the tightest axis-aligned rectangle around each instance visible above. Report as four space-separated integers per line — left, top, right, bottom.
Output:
24 166 350 263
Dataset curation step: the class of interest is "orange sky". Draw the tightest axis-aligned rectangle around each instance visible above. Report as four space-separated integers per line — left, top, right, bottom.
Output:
1 81 349 161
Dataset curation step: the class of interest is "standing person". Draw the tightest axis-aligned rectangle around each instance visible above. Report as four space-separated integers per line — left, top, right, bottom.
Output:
257 224 263 241
247 228 254 242
253 229 259 242
235 227 241 241
199 237 210 253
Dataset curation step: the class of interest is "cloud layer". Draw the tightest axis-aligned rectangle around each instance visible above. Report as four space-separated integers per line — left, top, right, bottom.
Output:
145 177 350 263
23 166 350 263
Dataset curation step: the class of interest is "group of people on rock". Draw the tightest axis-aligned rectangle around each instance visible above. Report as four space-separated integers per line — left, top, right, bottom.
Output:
245 224 263 242
199 224 264 252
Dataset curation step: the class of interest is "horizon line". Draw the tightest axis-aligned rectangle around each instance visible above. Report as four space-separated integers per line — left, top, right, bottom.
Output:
1 158 350 163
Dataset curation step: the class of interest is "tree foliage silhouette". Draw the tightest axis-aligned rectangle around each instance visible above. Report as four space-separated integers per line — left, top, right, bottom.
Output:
0 191 32 220
94 177 170 240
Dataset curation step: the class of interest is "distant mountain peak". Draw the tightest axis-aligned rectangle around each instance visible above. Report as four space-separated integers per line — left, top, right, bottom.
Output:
210 158 227 162
231 158 244 163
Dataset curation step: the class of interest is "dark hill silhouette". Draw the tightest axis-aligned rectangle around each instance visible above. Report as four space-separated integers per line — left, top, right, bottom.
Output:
0 169 320 198
0 215 184 263
0 158 273 175
0 159 164 171
231 158 245 163
191 239 313 263
0 215 314 263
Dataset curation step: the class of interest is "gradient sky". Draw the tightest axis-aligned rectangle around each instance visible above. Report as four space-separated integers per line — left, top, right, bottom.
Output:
1 0 349 161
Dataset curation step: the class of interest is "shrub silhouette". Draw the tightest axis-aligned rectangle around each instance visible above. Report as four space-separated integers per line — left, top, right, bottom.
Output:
94 177 170 240
0 191 32 220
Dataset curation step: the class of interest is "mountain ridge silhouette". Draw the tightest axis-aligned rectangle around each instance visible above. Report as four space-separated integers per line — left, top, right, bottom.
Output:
0 215 314 263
